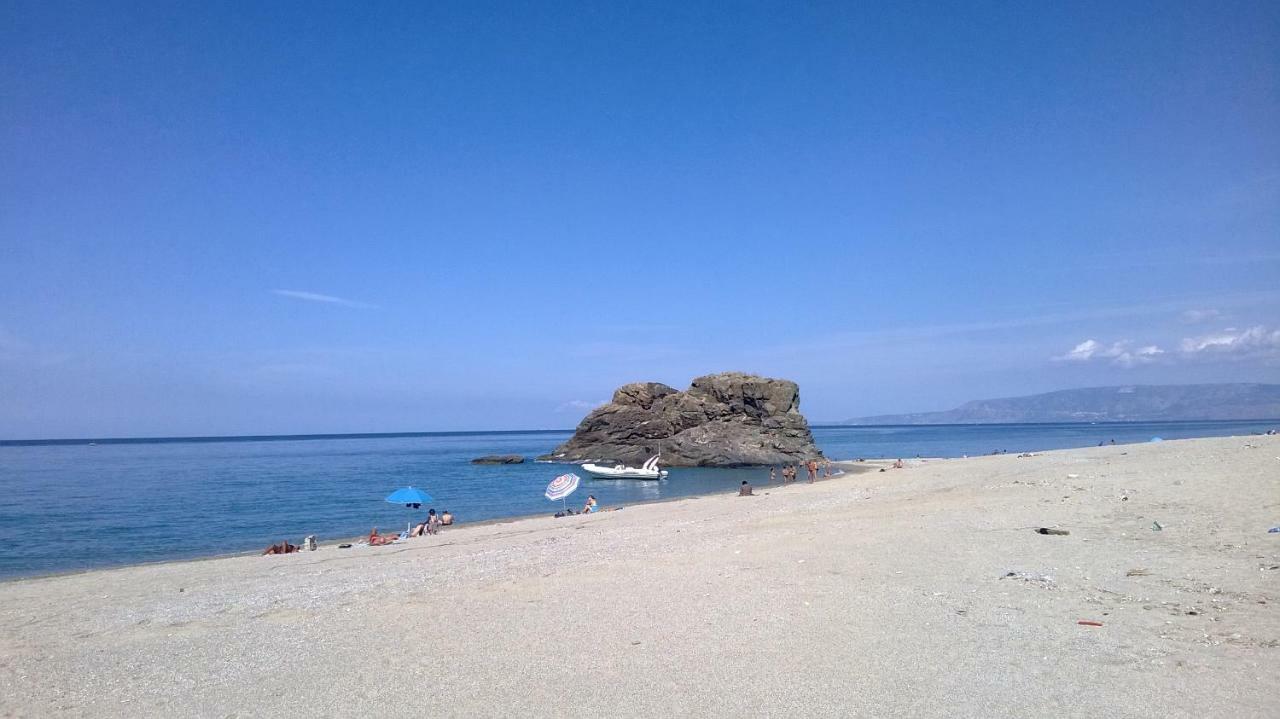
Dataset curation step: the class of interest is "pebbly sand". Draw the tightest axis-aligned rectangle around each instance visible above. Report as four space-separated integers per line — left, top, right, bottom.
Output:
1 436 1277 717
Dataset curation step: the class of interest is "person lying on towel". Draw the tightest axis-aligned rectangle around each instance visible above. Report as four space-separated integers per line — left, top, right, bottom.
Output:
262 541 298 555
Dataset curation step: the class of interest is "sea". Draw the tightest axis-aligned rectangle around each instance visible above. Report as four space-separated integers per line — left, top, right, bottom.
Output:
0 420 1274 581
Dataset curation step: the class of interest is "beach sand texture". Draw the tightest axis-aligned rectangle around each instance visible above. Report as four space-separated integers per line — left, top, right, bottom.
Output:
1 436 1277 717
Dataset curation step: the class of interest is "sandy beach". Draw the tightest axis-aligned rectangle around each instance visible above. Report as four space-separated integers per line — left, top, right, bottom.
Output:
2 435 1277 717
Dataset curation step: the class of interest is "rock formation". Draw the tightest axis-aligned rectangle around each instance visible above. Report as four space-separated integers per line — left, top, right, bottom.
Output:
470 455 526 464
539 372 823 467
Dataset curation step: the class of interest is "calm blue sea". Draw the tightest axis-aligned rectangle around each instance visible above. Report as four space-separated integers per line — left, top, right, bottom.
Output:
0 420 1274 580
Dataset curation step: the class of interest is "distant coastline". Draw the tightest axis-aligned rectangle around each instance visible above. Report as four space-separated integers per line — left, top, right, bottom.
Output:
844 383 1280 425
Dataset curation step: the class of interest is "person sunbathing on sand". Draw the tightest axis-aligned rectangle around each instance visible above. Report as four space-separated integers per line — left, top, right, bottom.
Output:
739 480 754 496
262 541 297 555
582 495 598 513
892 459 904 469
368 528 397 545
440 510 454 526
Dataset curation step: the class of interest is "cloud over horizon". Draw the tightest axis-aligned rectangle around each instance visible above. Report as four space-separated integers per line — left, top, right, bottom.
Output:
1055 339 1164 368
1057 323 1280 369
1180 326 1280 360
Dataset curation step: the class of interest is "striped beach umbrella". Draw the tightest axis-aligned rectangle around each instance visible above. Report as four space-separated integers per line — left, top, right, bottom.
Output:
545 473 580 511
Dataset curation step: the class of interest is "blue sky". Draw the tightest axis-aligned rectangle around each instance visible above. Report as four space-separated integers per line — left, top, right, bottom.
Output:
2 1 1278 438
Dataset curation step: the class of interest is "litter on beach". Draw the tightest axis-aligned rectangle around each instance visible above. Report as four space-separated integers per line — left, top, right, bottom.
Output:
1002 571 1054 584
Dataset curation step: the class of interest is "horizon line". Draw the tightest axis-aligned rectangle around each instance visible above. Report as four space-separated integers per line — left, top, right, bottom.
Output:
3 418 1276 447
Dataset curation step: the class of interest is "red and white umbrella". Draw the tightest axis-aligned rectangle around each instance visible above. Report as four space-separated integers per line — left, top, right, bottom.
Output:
545 473 580 510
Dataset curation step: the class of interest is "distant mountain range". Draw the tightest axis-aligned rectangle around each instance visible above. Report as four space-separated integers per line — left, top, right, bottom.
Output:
844 383 1280 425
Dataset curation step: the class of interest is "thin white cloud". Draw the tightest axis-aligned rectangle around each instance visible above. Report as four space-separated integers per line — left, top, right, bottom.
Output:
744 289 1280 359
1054 339 1163 368
568 341 686 361
1180 309 1222 324
272 289 377 309
557 399 607 413
1180 325 1280 358
1056 326 1280 367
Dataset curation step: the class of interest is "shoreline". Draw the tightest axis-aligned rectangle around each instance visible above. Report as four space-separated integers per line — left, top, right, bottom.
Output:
2 435 1276 716
0 460 885 586
4 421 1275 585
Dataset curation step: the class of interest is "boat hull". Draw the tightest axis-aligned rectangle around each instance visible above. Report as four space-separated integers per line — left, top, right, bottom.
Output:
580 463 668 480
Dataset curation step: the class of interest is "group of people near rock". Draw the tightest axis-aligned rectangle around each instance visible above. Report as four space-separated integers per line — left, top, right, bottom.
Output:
740 458 835 496
768 458 830 485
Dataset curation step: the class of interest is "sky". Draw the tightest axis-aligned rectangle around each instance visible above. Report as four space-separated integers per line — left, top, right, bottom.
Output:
1 1 1278 438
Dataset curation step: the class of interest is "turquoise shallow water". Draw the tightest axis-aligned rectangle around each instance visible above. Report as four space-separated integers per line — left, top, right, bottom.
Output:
0 420 1274 580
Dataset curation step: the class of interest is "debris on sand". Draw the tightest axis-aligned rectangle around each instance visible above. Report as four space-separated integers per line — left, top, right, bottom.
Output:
1002 570 1054 585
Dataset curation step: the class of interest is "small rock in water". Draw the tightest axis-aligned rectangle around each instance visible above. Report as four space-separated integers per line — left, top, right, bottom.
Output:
470 455 525 464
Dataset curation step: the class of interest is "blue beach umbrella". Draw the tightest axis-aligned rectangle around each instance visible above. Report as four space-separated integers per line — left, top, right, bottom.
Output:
386 486 434 533
386 486 433 507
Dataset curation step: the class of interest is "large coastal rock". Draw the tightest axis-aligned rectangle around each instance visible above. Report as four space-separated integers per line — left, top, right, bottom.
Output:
539 372 824 467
